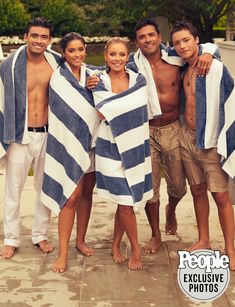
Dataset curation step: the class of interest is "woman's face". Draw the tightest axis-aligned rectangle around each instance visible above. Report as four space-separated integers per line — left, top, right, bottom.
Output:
104 42 129 73
63 39 86 69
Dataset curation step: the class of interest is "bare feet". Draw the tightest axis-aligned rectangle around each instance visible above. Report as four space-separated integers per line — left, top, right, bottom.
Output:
34 240 54 253
111 245 126 264
0 245 17 259
144 236 161 254
226 249 235 271
76 242 94 257
128 248 142 270
165 204 177 235
188 240 211 253
51 254 67 273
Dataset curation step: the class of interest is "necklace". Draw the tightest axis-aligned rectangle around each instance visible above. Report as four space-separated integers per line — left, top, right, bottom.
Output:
185 67 196 86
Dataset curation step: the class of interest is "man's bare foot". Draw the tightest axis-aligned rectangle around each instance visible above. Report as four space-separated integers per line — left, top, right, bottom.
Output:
0 245 17 259
111 245 126 264
51 255 67 273
165 204 177 235
34 240 54 253
76 242 94 257
128 249 142 270
226 249 235 271
144 236 161 254
188 240 211 253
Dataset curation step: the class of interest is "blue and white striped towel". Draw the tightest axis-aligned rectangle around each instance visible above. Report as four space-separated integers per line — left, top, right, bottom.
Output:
42 63 100 214
93 69 153 210
0 45 60 163
184 58 235 180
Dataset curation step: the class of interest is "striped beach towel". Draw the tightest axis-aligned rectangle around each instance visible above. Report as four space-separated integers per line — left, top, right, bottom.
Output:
93 69 153 210
0 45 60 162
42 63 100 214
182 58 235 180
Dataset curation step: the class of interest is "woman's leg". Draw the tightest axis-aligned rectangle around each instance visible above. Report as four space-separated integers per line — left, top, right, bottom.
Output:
76 172 95 256
118 204 142 270
52 179 84 273
111 207 126 263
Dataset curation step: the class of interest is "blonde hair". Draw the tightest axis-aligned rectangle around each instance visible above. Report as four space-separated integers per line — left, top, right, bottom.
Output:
104 37 129 54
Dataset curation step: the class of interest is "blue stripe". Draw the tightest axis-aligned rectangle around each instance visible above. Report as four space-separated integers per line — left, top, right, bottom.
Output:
95 73 146 109
96 137 121 161
219 66 234 133
46 134 85 183
96 171 132 196
109 105 148 137
42 173 67 209
226 121 235 158
196 76 207 149
49 88 92 152
122 140 150 169
131 172 152 202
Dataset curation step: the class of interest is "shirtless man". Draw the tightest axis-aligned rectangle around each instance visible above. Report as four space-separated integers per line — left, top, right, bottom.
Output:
132 19 214 253
171 20 235 269
0 17 55 259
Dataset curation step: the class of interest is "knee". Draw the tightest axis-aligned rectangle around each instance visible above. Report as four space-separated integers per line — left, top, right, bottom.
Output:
118 205 134 216
66 195 77 209
212 192 230 207
190 182 207 197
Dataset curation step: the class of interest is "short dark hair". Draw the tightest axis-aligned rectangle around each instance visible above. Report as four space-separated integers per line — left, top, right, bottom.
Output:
171 20 198 41
60 32 86 52
26 17 53 36
134 19 160 37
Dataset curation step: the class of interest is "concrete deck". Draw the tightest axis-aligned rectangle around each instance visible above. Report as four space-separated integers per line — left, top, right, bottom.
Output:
0 172 235 307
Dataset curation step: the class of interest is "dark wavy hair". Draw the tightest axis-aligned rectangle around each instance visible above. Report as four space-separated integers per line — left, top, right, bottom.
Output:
25 17 53 36
59 32 86 65
134 18 160 37
171 20 198 41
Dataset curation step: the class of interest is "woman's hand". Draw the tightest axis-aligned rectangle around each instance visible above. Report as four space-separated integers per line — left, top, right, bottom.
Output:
86 75 99 89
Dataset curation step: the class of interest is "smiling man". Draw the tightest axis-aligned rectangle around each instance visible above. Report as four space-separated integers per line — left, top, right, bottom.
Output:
171 20 235 270
0 17 60 259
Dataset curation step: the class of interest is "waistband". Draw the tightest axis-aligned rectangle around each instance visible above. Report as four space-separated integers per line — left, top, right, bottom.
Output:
149 119 180 131
28 125 48 133
182 124 196 136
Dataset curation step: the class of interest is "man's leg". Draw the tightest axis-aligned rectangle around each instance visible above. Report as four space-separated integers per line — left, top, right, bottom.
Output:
76 171 95 256
144 126 162 253
144 200 161 253
31 133 52 252
0 143 32 259
188 182 211 252
212 191 235 270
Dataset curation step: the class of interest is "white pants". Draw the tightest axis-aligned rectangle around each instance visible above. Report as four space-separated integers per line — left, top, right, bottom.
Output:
4 132 51 247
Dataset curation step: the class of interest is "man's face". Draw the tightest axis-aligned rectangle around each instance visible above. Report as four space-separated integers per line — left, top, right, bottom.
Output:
24 26 51 55
136 25 161 56
172 29 199 60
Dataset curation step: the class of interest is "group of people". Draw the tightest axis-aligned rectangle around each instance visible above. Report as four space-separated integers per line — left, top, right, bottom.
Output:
0 16 235 273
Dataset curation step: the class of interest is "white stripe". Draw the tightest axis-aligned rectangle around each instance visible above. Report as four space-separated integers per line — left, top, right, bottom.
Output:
125 157 152 186
96 155 123 178
204 61 222 148
44 154 77 199
41 191 60 215
96 187 153 209
115 122 149 154
222 151 235 178
0 77 4 114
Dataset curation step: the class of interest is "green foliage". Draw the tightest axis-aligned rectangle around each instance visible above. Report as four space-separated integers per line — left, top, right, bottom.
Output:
0 0 30 35
40 0 86 36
